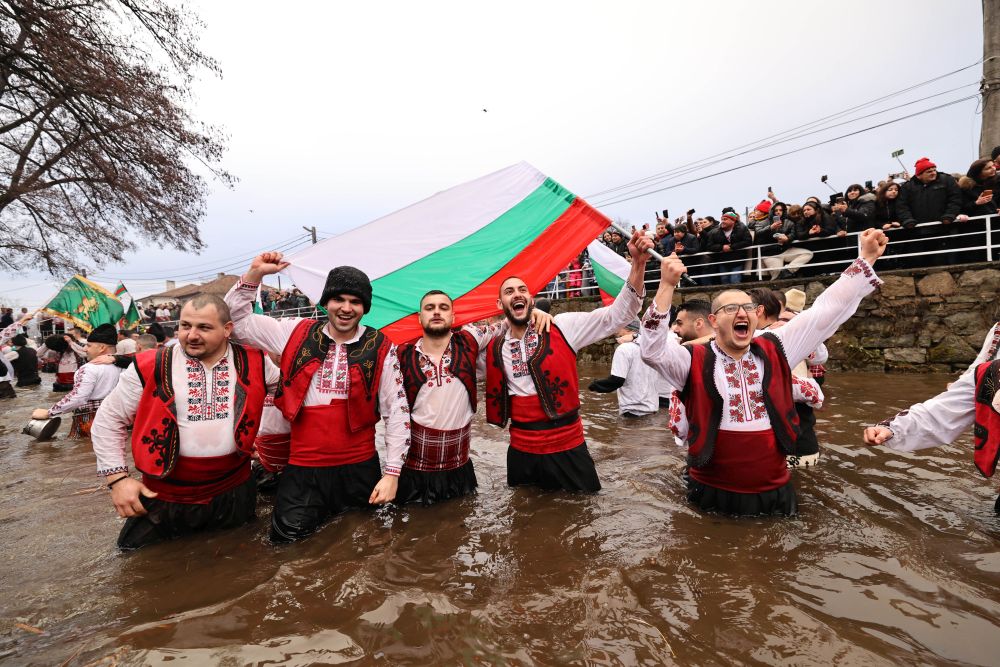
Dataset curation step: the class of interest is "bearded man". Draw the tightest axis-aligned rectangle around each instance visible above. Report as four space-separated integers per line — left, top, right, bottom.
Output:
90 296 278 549
639 229 888 515
395 290 551 505
484 230 654 492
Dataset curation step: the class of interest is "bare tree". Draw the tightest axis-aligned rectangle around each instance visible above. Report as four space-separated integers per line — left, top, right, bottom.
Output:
0 0 232 274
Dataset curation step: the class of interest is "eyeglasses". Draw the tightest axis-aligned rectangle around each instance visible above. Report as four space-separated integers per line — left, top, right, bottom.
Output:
713 303 757 315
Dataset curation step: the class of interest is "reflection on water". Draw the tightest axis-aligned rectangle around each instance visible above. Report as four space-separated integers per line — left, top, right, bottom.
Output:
1 369 999 665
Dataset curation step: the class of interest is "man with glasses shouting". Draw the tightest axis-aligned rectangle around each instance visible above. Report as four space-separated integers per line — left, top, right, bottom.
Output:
638 229 889 516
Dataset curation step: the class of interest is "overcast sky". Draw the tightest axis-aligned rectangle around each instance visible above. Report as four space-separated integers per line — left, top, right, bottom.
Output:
1 0 987 308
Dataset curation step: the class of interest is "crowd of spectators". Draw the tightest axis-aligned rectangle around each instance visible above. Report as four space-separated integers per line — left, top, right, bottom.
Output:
590 149 1000 286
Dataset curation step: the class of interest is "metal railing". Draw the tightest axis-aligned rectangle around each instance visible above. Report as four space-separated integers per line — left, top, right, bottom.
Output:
538 214 999 298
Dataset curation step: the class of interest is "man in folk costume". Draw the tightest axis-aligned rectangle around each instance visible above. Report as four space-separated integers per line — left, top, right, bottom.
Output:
225 254 410 543
31 324 123 438
395 290 552 506
38 334 81 391
7 334 41 387
90 296 278 549
253 353 291 493
485 230 654 492
863 320 1000 513
639 229 888 516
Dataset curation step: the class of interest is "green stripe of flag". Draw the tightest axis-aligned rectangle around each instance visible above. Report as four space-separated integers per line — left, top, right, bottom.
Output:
364 178 575 328
590 258 626 297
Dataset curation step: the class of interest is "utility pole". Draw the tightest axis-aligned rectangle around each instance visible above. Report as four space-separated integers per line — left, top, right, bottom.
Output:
302 226 317 244
981 0 1000 157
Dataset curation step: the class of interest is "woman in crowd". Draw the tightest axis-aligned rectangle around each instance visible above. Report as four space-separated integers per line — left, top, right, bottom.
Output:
959 157 998 217
873 182 903 230
844 183 876 232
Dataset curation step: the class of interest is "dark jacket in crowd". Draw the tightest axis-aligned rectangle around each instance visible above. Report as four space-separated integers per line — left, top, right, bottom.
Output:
795 212 838 240
0 313 12 329
608 239 629 258
873 198 900 227
11 346 40 386
704 222 752 254
958 175 999 217
697 223 718 252
896 173 963 227
754 219 797 256
844 193 876 232
668 232 700 257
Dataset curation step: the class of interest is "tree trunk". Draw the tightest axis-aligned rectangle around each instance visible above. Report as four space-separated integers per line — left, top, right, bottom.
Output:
981 0 1000 157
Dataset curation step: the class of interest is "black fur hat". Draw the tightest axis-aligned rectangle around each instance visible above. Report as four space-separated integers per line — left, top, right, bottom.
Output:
44 334 68 353
320 266 373 313
11 334 27 347
87 323 117 346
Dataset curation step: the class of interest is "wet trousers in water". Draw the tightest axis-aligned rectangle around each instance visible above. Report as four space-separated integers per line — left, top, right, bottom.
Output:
116 475 257 550
507 442 601 493
269 455 381 543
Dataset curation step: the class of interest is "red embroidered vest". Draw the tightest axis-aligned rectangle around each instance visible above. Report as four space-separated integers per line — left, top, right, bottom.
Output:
484 324 583 453
973 360 1000 478
131 343 266 479
274 319 390 433
397 329 478 412
681 334 799 469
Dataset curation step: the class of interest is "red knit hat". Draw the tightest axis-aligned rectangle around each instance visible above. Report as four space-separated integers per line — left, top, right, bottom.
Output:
914 157 937 176
755 200 772 214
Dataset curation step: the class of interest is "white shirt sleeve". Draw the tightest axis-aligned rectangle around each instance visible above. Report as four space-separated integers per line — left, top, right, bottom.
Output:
263 353 281 392
638 301 692 390
48 366 97 416
792 376 824 409
378 345 411 476
68 339 87 357
880 370 975 452
0 322 17 346
808 343 829 366
772 258 882 367
224 279 302 354
554 283 644 351
90 365 143 475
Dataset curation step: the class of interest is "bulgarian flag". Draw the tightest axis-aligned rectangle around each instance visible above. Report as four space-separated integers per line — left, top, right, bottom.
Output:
115 281 142 329
283 162 611 343
42 275 124 333
586 240 631 307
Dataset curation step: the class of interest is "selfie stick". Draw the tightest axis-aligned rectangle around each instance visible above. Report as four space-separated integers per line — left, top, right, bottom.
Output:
607 221 664 262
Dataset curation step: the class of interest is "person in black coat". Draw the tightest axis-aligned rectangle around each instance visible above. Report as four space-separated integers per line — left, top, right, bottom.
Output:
704 212 752 284
896 157 965 228
873 182 903 230
9 334 41 387
958 158 998 217
668 224 700 257
843 184 876 232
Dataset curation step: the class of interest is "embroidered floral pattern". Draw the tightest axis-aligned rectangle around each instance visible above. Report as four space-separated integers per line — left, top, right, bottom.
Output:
185 357 231 421
719 348 766 424
317 344 349 395
509 329 540 379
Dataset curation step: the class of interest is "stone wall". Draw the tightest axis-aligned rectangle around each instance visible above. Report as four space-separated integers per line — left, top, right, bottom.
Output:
550 262 1000 373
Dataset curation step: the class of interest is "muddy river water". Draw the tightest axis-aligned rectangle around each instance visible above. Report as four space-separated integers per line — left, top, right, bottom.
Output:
1 366 999 666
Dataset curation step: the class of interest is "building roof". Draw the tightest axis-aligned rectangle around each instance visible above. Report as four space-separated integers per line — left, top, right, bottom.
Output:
140 275 275 301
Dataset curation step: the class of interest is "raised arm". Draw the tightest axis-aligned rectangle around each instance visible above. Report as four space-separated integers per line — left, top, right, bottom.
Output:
45 366 97 416
557 230 652 350
773 229 887 367
225 252 301 354
638 253 692 389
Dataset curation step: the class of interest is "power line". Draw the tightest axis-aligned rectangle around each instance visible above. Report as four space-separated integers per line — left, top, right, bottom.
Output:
594 94 978 207
586 59 986 200
590 82 980 206
91 235 310 282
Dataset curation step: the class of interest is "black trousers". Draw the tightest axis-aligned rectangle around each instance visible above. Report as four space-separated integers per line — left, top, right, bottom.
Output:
507 442 601 493
116 475 257 550
269 455 382 543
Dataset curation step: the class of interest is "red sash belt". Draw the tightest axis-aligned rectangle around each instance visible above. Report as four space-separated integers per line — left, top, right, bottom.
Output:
405 421 471 472
255 433 291 473
142 452 250 505
688 429 790 493
289 398 376 467
56 372 75 385
508 395 584 455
